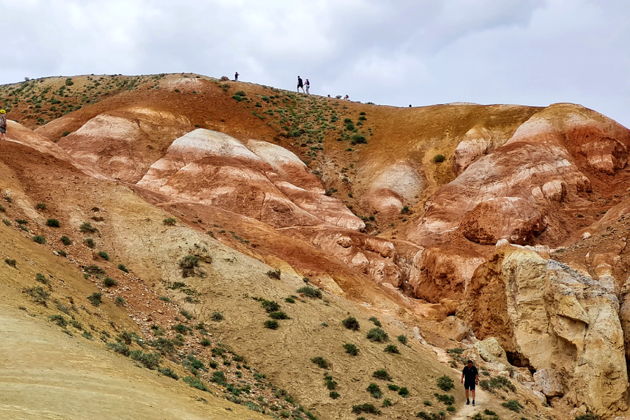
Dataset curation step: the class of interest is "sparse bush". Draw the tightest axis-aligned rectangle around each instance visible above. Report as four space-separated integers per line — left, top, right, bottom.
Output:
36 203 47 210
108 342 130 356
437 376 455 391
180 309 194 320
434 393 454 405
351 403 381 415
80 222 98 233
398 387 409 397
285 296 296 303
185 354 206 372
49 314 67 327
269 311 290 320
432 154 446 163
324 374 337 390
117 264 129 272
103 277 117 287
97 251 110 260
87 292 102 306
368 316 381 327
343 343 359 356
480 375 516 393
46 219 60 227
172 324 190 334
351 134 367 144
384 344 400 354
115 296 126 306
367 383 382 398
266 269 281 279
130 350 160 370
33 235 46 244
23 286 49 305
84 238 95 248
297 286 322 299
211 370 227 385
397 335 408 345
211 311 224 321
264 320 279 329
367 327 388 342
373 369 392 381
329 391 340 399
179 255 200 277
342 316 360 331
387 384 399 391
400 206 410 214
311 356 330 369
5 258 17 267
382 398 392 407
184 376 208 391
60 236 72 245
163 217 176 226
501 399 523 412
260 299 280 313
159 367 179 380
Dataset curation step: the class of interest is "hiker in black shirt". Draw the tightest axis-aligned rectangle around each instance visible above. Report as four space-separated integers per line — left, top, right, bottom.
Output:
297 76 305 93
461 360 479 406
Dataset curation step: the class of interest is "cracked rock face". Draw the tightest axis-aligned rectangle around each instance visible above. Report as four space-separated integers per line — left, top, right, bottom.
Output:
466 249 627 416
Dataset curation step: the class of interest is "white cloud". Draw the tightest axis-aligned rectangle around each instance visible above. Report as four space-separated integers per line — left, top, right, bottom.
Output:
0 0 628 126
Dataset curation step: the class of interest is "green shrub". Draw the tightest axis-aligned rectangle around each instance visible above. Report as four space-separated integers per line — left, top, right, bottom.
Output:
211 370 227 385
46 219 60 227
266 269 281 279
351 403 381 415
434 393 454 405
87 292 102 306
84 238 95 248
329 391 340 399
98 251 110 260
264 320 279 329
368 316 381 327
367 383 382 398
159 367 179 380
107 342 130 356
343 343 359 356
384 344 400 354
432 154 446 163
115 296 126 306
5 258 17 267
342 316 360 331
49 314 67 327
367 327 388 342
60 236 72 245
382 398 392 407
260 299 280 313
163 217 176 226
179 255 200 277
269 311 290 320
184 376 208 391
211 311 224 321
501 400 523 412
35 273 48 284
80 222 98 233
351 134 367 144
103 277 117 287
200 338 211 347
297 286 322 298
311 356 330 369
185 354 206 372
117 264 129 272
479 375 516 393
23 286 49 305
180 309 194 320
397 335 408 345
285 296 296 303
130 350 160 369
33 235 46 244
172 324 190 334
398 387 409 397
373 369 392 381
324 374 337 390
437 375 454 391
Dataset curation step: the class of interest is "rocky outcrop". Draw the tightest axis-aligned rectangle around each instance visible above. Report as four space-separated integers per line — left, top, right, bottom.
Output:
137 129 364 230
465 249 628 416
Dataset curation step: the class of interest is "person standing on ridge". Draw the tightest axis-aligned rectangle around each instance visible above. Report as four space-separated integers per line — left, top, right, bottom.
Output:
305 78 310 95
234 72 239 81
297 76 305 93
461 360 479 406
0 109 7 140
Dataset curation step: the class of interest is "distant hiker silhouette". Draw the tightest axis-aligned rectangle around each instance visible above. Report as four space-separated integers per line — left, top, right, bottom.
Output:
0 109 7 139
344 94 349 100
234 72 239 81
305 79 310 94
297 76 305 93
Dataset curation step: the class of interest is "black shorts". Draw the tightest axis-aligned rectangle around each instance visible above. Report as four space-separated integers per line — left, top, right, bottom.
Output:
464 381 476 390
0 127 5 134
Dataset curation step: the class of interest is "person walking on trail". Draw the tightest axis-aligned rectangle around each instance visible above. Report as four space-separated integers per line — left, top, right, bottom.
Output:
297 76 305 93
234 72 239 81
0 109 7 140
461 360 479 406
305 78 310 94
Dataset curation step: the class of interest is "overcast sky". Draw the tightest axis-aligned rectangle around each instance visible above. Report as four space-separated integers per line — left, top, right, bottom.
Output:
1 0 629 126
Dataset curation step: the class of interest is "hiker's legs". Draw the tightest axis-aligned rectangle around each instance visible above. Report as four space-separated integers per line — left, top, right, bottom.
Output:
471 389 475 401
465 388 469 400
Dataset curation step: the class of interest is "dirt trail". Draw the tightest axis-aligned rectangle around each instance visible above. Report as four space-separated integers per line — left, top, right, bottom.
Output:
452 387 490 419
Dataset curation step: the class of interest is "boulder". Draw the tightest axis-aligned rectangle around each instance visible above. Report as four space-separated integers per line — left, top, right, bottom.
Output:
533 368 564 398
474 337 507 364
